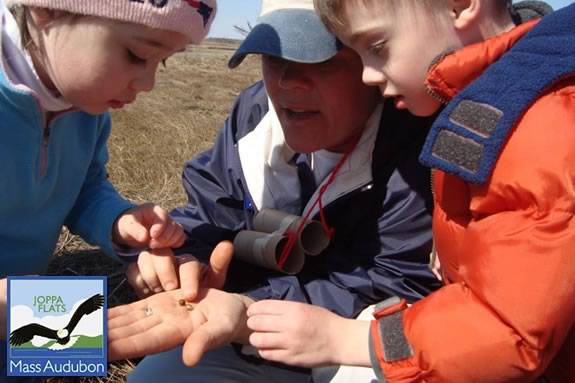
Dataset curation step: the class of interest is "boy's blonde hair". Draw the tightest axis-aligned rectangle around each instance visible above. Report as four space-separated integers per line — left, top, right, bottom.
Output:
314 0 511 32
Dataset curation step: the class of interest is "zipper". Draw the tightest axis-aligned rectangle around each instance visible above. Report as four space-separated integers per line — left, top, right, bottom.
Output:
308 180 374 220
39 110 70 177
425 81 448 283
39 109 49 177
430 167 435 199
428 168 448 284
40 124 50 176
425 84 450 106
429 168 437 270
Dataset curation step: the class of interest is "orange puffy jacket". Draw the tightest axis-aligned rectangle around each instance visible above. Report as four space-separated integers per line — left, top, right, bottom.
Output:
369 14 575 383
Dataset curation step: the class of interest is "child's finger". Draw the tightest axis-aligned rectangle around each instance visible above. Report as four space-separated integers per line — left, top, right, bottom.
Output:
137 251 164 294
108 300 143 320
172 225 186 247
108 304 149 328
152 248 179 291
150 221 185 248
206 241 233 289
246 313 284 333
121 220 149 245
182 318 230 367
148 206 171 239
246 300 291 317
178 256 204 301
162 223 186 247
126 263 152 298
108 314 162 344
257 349 294 365
249 331 287 350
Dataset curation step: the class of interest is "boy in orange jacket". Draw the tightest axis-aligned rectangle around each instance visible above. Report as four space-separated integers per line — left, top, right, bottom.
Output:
246 1 575 382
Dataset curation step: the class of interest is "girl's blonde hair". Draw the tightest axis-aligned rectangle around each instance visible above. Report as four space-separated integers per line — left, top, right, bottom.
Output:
9 6 77 56
9 6 33 52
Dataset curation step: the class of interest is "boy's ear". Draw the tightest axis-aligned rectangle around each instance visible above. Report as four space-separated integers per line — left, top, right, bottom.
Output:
448 0 482 30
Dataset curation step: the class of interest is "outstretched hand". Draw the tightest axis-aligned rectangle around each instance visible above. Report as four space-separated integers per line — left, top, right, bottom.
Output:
108 288 253 366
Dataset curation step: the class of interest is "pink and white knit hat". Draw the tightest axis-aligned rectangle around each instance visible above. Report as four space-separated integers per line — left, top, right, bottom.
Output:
5 0 217 44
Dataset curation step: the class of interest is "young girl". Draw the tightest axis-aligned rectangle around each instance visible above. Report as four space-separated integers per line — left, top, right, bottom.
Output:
0 0 216 380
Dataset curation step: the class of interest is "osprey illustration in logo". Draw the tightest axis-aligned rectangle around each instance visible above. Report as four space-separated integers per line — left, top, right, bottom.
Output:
9 294 104 350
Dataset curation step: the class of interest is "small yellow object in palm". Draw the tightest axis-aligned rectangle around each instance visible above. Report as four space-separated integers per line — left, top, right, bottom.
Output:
178 299 195 311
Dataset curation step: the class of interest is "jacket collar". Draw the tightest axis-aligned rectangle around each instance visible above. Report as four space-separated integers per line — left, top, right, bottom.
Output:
425 20 538 104
238 101 382 217
419 4 575 184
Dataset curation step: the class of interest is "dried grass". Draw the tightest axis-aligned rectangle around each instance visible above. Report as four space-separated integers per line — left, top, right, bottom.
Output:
44 40 260 383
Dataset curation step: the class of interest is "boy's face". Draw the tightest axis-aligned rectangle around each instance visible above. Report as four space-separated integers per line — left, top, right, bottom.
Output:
336 2 463 117
29 10 189 115
262 47 380 153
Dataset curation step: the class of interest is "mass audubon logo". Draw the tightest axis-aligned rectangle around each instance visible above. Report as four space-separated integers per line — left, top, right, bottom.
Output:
7 277 107 377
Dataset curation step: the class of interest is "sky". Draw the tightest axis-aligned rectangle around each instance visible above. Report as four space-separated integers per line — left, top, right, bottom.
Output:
208 0 574 39
208 0 261 39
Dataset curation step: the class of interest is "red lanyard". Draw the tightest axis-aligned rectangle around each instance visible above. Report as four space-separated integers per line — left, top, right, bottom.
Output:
277 139 359 269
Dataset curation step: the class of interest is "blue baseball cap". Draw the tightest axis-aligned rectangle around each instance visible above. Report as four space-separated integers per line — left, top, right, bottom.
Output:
228 0 343 69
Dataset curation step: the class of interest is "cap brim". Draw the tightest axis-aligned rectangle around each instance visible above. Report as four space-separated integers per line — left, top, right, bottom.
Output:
228 9 342 69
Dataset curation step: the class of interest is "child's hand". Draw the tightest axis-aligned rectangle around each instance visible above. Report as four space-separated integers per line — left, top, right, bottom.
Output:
108 287 254 365
127 241 233 301
246 300 348 368
113 203 185 249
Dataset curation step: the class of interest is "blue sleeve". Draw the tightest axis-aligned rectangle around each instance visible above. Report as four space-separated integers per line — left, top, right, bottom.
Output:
64 113 136 260
171 82 268 261
171 125 247 261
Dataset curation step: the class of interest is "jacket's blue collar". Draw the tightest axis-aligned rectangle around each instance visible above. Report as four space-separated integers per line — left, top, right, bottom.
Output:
420 3 575 184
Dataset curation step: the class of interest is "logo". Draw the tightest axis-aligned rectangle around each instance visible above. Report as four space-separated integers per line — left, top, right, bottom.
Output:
7 277 107 377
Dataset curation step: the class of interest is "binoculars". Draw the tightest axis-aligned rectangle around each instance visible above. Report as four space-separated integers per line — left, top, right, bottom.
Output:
233 208 331 274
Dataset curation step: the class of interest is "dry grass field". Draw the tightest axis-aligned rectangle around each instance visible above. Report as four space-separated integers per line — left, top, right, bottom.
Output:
44 39 261 383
